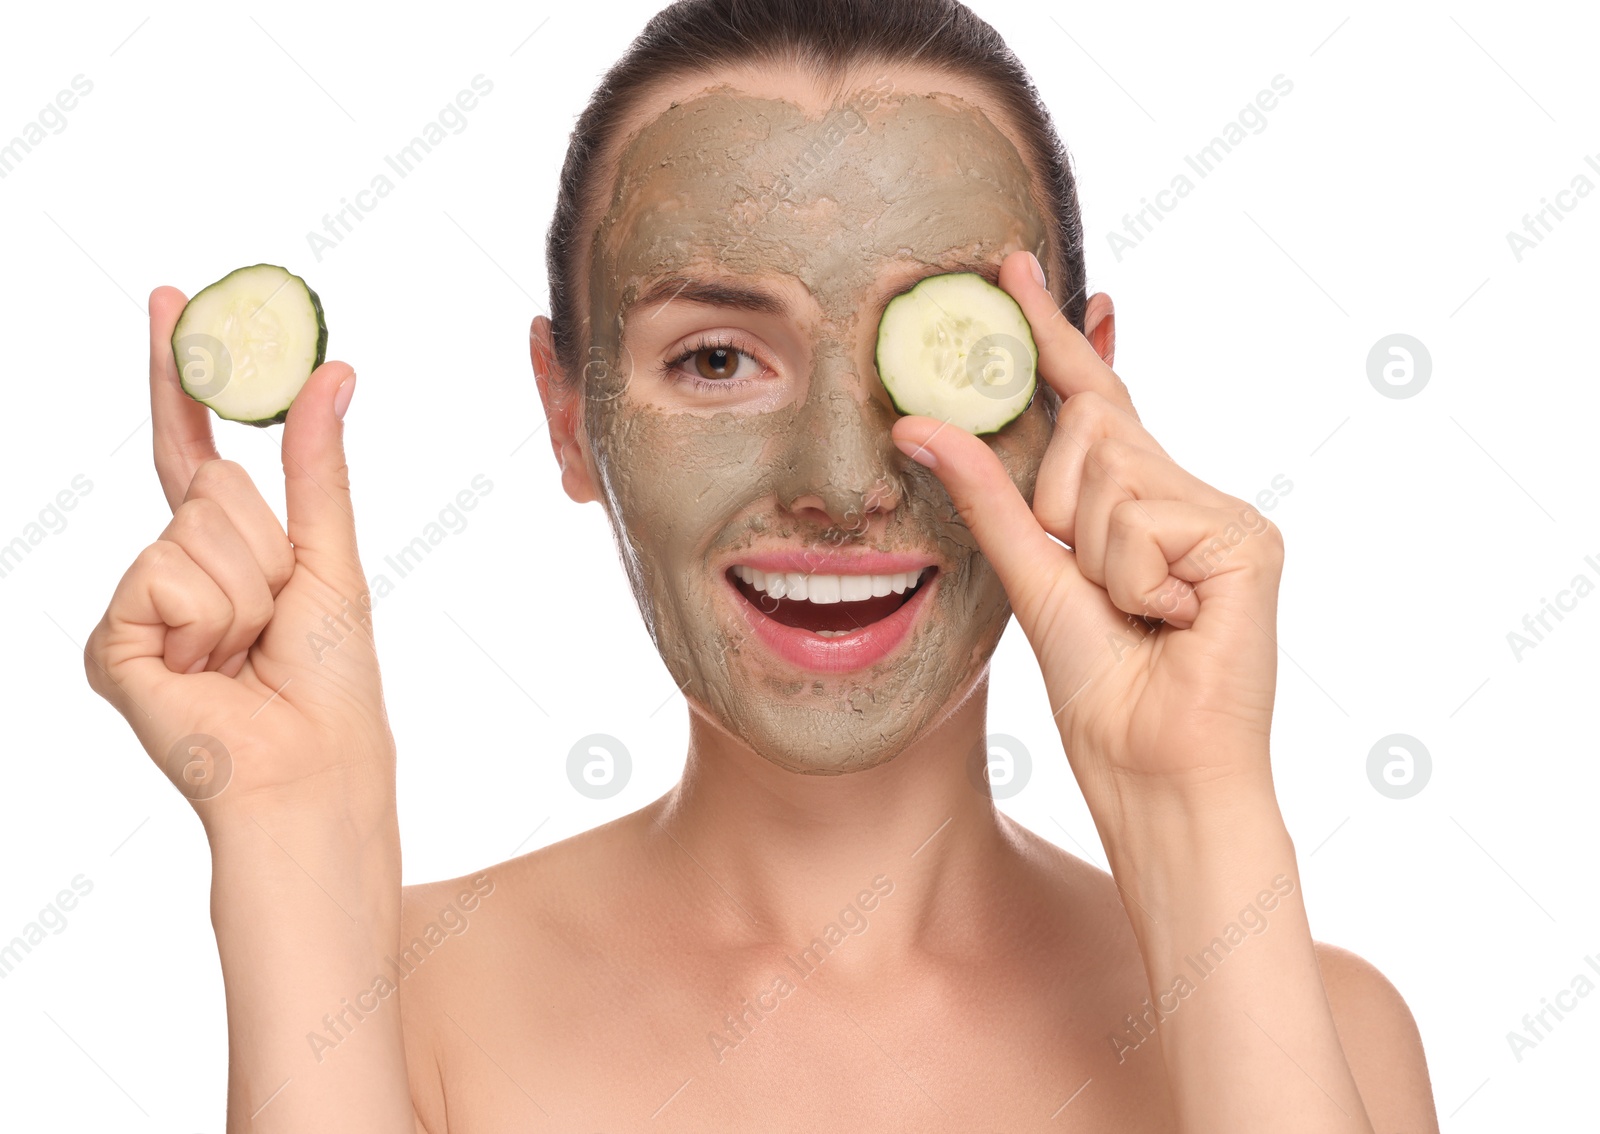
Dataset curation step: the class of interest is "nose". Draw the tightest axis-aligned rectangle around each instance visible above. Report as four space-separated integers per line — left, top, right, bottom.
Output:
774 348 905 532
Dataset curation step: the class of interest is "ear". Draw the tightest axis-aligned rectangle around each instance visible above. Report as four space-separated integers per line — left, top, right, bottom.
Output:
531 315 600 505
1081 292 1116 369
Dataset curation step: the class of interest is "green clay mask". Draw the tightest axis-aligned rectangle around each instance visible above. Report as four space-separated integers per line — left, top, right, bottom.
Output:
582 82 1055 774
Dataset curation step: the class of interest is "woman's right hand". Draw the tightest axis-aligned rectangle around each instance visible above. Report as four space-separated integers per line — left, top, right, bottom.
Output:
85 286 394 833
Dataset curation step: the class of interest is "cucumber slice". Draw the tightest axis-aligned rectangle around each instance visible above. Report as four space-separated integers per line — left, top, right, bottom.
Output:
171 264 327 427
875 271 1037 436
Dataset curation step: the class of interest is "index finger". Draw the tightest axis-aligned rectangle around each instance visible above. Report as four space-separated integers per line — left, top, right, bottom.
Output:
996 250 1139 420
149 285 221 512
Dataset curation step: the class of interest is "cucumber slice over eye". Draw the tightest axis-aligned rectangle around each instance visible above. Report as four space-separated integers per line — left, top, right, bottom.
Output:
875 271 1038 436
171 263 327 427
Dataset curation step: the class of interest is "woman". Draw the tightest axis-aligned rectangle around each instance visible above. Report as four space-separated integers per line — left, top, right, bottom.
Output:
86 0 1439 1128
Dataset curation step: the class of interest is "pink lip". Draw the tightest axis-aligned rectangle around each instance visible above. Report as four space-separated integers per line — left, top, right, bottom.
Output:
730 549 936 575
727 566 938 674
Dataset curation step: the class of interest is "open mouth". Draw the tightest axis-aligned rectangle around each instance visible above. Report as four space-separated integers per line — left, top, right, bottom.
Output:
727 565 934 636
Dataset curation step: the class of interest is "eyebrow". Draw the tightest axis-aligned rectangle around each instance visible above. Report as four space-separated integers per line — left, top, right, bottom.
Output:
623 258 1004 323
630 275 788 319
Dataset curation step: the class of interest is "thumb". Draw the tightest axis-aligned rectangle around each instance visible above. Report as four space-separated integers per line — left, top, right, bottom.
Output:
892 414 1080 627
281 360 365 589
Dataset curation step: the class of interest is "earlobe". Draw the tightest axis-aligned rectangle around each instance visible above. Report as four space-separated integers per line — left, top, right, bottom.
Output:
1082 292 1116 369
531 315 601 506
555 438 600 506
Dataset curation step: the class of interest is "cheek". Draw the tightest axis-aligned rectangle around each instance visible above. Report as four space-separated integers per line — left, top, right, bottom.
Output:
991 399 1053 505
589 406 773 562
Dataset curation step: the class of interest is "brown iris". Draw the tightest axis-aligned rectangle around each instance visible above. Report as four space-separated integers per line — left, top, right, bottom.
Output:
694 346 741 381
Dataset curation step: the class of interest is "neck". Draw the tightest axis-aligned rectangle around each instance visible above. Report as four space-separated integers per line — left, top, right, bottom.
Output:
650 670 1022 961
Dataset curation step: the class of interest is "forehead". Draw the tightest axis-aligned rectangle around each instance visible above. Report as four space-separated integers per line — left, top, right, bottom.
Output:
585 66 1050 328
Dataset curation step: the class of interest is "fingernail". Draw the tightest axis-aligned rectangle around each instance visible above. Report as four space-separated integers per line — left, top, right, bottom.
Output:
219 649 247 675
186 653 210 675
333 372 357 420
1026 251 1047 289
894 436 937 469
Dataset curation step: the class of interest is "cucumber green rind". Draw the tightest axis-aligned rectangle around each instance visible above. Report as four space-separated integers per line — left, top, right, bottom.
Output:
171 263 328 428
874 271 1038 437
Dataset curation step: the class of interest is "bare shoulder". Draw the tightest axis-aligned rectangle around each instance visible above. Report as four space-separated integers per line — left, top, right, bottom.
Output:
395 807 656 1134
1008 817 1440 1132
394 864 513 1134
1312 942 1440 1133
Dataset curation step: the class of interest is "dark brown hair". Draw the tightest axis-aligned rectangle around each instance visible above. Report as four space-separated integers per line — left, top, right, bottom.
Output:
544 0 1088 385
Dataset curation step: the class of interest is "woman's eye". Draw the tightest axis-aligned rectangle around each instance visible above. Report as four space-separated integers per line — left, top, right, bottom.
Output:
682 343 759 382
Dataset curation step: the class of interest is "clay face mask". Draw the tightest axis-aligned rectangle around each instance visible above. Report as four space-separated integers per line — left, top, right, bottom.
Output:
582 80 1055 774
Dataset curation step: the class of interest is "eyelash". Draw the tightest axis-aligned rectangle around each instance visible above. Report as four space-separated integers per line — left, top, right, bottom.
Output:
654 333 767 393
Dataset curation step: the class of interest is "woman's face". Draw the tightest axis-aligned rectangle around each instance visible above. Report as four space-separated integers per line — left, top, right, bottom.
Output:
576 66 1056 775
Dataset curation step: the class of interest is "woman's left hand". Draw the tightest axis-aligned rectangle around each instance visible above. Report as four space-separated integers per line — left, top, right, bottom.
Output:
890 249 1284 824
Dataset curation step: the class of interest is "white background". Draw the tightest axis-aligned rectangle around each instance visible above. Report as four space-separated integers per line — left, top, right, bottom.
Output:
1 0 1595 1127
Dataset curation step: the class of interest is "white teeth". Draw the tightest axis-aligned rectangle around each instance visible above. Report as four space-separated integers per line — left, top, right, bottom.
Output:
733 567 928 604
808 574 841 604
839 575 873 602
